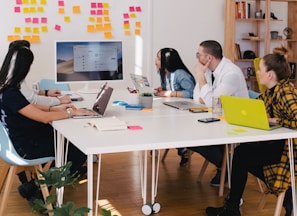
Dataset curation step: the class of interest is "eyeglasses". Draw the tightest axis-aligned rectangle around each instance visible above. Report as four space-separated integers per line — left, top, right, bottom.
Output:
196 52 208 58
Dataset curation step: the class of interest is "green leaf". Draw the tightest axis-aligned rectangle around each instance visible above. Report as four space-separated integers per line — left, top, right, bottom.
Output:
73 207 91 216
101 208 112 216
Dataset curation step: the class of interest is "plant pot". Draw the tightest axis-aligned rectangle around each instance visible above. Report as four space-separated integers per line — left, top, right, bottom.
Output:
139 96 153 108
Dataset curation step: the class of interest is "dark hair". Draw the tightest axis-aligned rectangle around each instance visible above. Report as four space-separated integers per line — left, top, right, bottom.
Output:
158 48 195 85
200 40 223 60
8 40 31 50
0 46 34 92
262 52 290 81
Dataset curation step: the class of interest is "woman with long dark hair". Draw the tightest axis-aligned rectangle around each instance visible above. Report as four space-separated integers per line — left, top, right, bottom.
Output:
154 48 195 99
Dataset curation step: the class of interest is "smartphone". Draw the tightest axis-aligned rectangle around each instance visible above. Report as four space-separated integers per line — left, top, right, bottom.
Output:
189 108 208 113
198 117 220 123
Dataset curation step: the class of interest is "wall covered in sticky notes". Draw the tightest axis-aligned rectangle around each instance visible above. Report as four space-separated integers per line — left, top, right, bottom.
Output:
0 0 224 90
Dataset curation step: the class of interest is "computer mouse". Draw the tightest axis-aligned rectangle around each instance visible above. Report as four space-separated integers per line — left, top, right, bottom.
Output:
112 100 128 106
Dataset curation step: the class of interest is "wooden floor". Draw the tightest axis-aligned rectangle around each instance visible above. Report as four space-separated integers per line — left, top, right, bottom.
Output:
0 149 287 216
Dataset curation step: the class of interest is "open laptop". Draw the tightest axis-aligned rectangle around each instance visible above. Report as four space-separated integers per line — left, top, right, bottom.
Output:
73 82 113 118
130 73 154 94
220 95 281 130
163 101 206 111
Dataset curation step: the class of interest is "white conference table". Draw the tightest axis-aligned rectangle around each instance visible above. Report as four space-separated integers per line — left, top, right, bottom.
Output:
52 90 297 216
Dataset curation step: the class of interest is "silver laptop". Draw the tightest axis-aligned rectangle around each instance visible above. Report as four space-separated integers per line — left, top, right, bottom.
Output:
130 73 154 94
73 82 113 118
163 101 206 110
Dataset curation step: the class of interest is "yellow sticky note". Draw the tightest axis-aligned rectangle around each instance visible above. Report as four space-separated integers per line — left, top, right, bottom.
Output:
64 16 70 22
96 24 103 31
135 21 141 28
73 6 80 14
233 128 247 133
31 35 40 43
14 27 21 33
87 25 95 32
37 7 44 13
135 29 141 35
33 27 39 33
89 17 95 22
24 27 31 33
58 8 64 14
142 108 152 112
104 23 112 30
104 31 112 39
41 26 48 32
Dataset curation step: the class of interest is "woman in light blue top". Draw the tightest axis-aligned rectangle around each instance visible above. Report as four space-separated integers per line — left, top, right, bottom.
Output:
154 48 196 99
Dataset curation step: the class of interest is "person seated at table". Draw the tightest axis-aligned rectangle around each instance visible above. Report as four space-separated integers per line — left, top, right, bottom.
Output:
8 40 72 106
206 47 297 216
189 40 249 186
154 47 196 166
7 40 72 193
0 45 96 205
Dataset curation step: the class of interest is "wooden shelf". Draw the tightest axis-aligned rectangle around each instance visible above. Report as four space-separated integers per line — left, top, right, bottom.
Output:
224 0 297 90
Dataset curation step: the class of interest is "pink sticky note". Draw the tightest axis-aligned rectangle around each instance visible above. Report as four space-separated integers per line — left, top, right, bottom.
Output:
55 25 61 31
41 17 47 23
136 6 142 12
91 2 96 8
32 18 39 24
14 7 21 12
58 1 64 7
98 3 103 8
25 17 31 23
123 13 129 19
128 125 143 130
16 0 22 5
129 6 135 12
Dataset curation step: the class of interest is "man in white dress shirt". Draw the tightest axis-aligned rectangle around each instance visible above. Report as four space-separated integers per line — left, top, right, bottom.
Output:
190 40 249 186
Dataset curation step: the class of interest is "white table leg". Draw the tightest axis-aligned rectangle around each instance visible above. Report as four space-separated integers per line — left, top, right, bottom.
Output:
288 138 296 216
87 154 94 216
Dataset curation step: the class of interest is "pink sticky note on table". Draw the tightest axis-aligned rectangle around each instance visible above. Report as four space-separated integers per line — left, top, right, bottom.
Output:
128 125 143 130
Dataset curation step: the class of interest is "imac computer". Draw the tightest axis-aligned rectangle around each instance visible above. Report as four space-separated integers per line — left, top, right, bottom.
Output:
55 40 123 93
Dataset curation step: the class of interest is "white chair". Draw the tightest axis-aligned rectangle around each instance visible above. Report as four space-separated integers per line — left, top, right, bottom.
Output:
0 122 54 215
39 79 70 91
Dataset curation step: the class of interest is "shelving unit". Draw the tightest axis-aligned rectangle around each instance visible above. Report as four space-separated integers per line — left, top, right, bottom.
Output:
224 0 297 90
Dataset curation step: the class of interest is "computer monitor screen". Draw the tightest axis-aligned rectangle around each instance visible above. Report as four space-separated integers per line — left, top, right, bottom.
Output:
55 41 123 84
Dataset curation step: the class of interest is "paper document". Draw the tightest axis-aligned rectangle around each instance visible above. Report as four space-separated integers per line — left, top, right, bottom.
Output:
88 117 127 131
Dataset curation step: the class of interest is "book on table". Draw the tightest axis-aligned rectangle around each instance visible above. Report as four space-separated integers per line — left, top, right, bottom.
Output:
88 117 127 131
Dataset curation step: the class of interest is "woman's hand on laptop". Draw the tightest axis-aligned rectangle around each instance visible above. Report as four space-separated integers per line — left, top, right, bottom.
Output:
268 117 278 124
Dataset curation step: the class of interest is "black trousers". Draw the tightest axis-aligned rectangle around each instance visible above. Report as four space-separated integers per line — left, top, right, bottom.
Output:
188 145 225 168
228 139 285 204
15 124 86 176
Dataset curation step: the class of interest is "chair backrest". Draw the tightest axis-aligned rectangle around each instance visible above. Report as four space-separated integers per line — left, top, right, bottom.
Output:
39 79 70 91
253 58 267 94
0 122 54 166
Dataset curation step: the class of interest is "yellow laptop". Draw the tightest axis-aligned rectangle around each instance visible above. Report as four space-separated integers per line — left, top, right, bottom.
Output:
220 95 281 130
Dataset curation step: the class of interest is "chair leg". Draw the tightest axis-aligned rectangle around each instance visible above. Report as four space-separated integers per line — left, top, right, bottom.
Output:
0 163 10 192
255 177 264 193
274 191 285 216
197 159 209 182
219 146 228 197
161 149 170 162
0 165 17 216
34 164 53 216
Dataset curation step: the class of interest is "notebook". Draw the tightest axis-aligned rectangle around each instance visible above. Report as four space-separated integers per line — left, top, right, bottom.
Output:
73 82 113 119
220 95 281 130
163 101 206 111
130 73 154 94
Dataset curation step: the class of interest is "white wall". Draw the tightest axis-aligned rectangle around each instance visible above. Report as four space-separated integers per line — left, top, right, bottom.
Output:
0 1 224 90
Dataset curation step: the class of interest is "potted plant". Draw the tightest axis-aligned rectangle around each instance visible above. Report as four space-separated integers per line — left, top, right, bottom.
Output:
139 93 153 108
32 161 114 216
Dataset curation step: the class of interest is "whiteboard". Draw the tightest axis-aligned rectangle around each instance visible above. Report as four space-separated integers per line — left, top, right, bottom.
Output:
0 0 224 90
